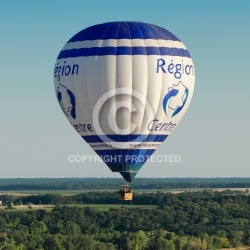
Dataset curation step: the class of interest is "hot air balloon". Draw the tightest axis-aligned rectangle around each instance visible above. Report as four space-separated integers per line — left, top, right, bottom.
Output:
54 22 195 200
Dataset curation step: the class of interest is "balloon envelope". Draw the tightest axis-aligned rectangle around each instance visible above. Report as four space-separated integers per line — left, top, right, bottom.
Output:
54 22 195 182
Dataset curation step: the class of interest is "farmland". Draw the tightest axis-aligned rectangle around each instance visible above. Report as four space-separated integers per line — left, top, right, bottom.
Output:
0 178 249 249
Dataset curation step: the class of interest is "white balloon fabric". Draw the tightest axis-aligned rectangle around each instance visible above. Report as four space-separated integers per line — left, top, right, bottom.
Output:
54 22 195 182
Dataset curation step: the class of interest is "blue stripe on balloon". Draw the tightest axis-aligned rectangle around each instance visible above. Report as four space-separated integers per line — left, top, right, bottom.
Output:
67 22 180 42
94 146 158 182
133 148 156 172
57 47 190 59
82 134 168 143
95 149 153 166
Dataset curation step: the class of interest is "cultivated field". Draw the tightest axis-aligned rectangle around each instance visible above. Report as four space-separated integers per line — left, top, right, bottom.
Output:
0 187 249 197
0 204 158 212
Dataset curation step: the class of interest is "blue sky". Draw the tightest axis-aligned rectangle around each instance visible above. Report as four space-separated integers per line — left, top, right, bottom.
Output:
1 0 250 178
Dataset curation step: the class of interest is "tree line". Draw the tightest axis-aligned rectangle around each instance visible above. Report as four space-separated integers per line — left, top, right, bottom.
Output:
0 178 249 190
0 191 249 249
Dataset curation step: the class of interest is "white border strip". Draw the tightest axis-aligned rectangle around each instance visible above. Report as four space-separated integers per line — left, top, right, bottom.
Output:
63 39 186 50
89 141 161 150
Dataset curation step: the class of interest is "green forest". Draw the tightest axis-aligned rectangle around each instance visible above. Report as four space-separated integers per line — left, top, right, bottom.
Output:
0 178 249 190
0 190 250 250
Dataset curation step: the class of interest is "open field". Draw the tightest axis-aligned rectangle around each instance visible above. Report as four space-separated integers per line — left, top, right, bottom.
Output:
65 204 158 210
0 187 249 196
0 205 54 212
0 204 158 212
0 190 88 196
